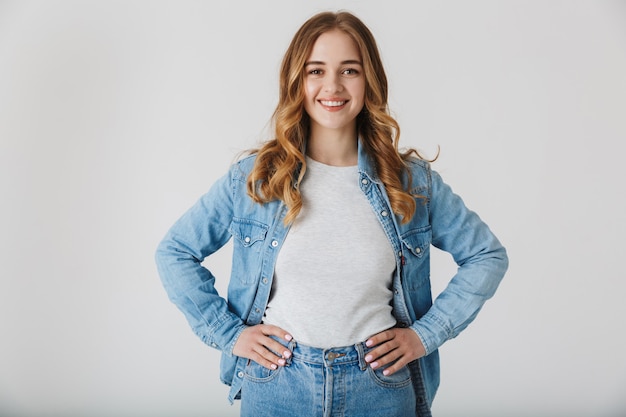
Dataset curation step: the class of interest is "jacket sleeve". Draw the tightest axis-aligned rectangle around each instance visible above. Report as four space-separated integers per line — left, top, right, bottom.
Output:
155 165 246 355
410 169 509 355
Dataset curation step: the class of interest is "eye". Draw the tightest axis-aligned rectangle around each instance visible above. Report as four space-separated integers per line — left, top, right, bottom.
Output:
342 68 360 76
307 68 323 76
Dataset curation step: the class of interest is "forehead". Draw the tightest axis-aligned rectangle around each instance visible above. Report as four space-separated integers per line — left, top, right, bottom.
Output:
307 29 361 62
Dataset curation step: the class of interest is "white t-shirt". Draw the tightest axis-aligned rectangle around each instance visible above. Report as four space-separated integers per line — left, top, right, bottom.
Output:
263 157 397 348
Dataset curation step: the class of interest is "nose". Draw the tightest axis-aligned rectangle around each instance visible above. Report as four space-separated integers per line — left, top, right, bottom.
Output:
323 73 343 93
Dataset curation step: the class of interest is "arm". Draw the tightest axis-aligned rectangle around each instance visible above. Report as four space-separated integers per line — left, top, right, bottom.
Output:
366 169 508 373
155 167 246 354
411 169 509 355
155 164 293 368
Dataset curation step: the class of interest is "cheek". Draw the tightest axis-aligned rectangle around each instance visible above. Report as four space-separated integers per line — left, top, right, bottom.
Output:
349 80 366 110
304 80 319 101
355 80 366 101
303 82 317 116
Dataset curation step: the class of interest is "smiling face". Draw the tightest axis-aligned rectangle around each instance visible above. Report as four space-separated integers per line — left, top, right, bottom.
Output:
303 29 366 140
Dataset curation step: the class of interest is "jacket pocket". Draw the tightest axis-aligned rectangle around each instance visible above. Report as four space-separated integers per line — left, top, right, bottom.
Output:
400 226 431 259
230 217 268 247
229 218 269 284
400 226 432 291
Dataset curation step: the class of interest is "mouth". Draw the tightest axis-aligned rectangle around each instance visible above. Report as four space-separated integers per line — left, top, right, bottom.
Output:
318 99 348 111
319 100 347 107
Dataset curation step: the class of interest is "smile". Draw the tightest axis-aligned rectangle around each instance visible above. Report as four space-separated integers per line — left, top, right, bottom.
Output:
319 100 346 107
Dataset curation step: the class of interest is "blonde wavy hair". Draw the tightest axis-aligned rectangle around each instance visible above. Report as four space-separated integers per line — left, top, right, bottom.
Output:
247 11 428 224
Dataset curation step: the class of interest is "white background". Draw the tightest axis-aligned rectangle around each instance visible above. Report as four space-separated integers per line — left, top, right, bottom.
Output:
1 1 625 416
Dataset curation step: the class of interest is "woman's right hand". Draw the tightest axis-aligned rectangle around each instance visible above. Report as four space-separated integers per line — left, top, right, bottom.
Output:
232 324 293 370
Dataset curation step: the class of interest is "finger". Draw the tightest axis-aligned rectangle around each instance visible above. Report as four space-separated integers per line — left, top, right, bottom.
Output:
248 349 281 370
260 324 293 342
379 355 409 376
364 345 391 365
368 347 402 370
262 337 292 360
364 337 399 364
365 329 394 348
250 336 293 366
257 325 293 359
255 347 284 367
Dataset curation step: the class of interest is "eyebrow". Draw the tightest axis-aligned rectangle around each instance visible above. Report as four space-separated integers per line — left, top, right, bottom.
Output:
304 59 363 66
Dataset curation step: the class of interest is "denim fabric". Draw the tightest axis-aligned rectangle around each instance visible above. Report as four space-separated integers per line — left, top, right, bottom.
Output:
240 339 416 417
155 140 509 414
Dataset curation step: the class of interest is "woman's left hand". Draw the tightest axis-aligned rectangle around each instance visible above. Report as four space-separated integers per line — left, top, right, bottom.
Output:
364 328 426 376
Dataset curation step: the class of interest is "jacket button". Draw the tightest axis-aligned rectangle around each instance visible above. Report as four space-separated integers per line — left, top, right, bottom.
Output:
271 240 278 247
415 247 421 254
237 371 244 378
381 210 388 217
262 277 268 284
361 178 369 185
244 236 251 243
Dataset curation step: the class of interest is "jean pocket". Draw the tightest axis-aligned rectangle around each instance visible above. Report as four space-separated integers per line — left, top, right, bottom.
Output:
367 363 412 389
243 360 282 383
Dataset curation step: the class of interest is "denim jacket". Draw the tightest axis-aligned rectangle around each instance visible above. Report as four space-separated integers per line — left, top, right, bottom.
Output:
155 141 508 415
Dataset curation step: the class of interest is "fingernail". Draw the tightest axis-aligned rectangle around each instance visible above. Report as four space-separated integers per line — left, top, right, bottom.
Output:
285 334 293 341
365 340 373 347
283 350 291 358
383 369 390 376
271 364 277 370
370 361 379 369
364 354 373 362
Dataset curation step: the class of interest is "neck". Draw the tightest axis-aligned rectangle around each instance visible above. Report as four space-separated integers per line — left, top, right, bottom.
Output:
306 125 358 166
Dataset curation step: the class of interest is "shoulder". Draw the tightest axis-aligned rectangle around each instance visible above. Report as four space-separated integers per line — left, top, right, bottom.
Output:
229 153 258 181
403 156 433 193
404 155 431 173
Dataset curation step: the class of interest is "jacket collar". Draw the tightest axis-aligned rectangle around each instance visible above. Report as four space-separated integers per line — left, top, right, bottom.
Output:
297 138 380 184
357 138 381 184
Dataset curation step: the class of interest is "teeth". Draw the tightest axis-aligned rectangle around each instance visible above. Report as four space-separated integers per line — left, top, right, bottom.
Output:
320 100 345 107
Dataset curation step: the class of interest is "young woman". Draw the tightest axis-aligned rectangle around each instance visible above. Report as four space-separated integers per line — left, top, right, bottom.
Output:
156 11 508 417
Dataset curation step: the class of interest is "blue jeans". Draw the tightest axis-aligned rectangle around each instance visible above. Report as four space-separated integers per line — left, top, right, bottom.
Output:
240 339 416 417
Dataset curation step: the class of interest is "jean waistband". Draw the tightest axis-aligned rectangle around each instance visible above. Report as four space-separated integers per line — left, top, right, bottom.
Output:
284 339 369 370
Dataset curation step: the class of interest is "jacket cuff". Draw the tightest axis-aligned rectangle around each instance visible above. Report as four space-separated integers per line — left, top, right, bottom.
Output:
410 314 451 356
196 312 246 354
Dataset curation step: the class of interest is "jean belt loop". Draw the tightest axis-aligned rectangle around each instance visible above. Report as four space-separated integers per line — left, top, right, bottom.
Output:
355 342 368 371
285 339 297 366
